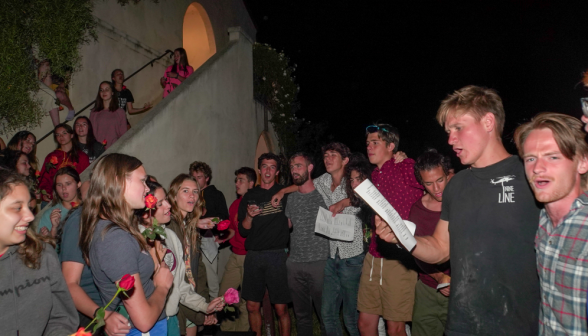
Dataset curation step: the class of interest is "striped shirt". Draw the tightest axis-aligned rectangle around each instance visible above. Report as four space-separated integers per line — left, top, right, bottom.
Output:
537 193 588 336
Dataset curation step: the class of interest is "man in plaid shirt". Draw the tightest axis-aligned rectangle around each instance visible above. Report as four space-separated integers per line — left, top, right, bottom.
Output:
515 112 588 335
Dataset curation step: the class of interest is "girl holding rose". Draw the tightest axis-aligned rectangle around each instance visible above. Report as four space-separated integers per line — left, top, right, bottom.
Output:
37 167 82 238
80 153 173 335
136 179 225 335
167 174 217 336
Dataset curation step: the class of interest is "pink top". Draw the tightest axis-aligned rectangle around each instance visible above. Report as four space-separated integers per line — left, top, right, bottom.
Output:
162 64 194 98
228 197 247 255
369 158 424 258
90 108 127 149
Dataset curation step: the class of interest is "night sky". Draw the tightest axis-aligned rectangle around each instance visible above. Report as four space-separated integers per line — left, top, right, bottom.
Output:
243 0 588 170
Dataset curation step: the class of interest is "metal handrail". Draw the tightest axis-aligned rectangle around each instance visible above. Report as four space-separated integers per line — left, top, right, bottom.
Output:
36 49 174 144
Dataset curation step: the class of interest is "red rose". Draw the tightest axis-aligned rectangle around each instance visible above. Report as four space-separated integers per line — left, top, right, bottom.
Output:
217 220 230 231
223 288 240 305
118 274 135 291
71 202 79 208
70 327 92 336
49 156 58 165
145 194 157 209
35 170 40 177
102 139 107 146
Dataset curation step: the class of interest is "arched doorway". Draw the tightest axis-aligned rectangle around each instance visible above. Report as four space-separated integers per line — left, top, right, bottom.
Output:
183 3 216 70
254 131 275 185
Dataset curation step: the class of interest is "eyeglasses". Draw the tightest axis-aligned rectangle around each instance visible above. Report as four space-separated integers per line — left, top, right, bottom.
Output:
366 125 390 134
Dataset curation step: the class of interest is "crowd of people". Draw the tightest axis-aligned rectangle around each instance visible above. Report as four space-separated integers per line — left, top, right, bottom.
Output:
1 82 588 336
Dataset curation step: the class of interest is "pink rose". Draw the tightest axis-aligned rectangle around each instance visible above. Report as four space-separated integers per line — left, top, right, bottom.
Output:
217 219 230 231
223 288 239 305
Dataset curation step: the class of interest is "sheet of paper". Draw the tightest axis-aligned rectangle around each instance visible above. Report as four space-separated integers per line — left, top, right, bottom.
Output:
354 179 417 251
314 206 356 241
437 283 450 290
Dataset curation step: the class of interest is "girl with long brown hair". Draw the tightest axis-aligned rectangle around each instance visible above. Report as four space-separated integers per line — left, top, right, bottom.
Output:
167 174 217 336
89 81 127 149
0 170 78 335
37 167 82 238
79 153 173 335
160 48 193 98
74 116 105 163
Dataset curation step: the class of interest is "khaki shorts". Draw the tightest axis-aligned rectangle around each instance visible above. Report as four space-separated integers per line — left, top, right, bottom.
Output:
357 252 417 321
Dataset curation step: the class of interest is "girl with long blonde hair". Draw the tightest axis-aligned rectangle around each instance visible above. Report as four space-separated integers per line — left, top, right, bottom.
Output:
79 153 173 335
166 174 217 336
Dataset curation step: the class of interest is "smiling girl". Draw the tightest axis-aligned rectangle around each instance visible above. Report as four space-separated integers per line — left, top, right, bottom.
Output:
89 81 127 149
137 180 224 336
38 124 89 208
0 170 78 335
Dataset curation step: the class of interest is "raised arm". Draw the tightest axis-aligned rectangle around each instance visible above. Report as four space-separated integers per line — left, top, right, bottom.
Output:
62 262 130 335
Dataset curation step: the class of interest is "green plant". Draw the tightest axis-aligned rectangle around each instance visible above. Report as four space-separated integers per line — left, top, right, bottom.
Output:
253 43 300 155
0 0 96 135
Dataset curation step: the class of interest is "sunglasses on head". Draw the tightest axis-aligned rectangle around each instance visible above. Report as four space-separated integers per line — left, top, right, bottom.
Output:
366 125 390 134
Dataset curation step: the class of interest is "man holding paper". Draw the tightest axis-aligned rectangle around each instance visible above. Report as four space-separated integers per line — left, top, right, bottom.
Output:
375 86 540 336
358 123 423 336
284 152 330 336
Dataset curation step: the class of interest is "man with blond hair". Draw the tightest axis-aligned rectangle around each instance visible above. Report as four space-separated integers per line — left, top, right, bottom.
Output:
514 112 588 336
375 85 540 335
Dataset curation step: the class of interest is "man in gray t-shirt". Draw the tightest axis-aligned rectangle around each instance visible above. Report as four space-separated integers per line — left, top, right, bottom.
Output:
285 153 329 336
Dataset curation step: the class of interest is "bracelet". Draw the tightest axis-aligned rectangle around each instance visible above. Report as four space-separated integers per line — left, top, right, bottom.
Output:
93 307 101 318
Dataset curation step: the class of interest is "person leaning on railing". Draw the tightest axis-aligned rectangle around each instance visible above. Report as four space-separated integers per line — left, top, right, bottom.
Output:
160 48 194 98
89 81 127 150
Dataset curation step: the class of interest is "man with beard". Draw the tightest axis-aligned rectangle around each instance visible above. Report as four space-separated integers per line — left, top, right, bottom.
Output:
515 112 588 335
239 153 291 336
284 152 330 336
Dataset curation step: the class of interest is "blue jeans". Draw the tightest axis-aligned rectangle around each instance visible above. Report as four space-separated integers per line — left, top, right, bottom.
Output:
128 318 167 336
321 252 365 336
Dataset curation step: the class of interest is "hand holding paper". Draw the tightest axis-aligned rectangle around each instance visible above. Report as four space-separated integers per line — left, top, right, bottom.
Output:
375 214 399 243
354 179 417 251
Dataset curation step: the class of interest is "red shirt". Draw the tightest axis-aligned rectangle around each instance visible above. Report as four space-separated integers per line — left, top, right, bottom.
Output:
228 197 247 255
369 158 423 258
409 198 450 288
39 149 90 200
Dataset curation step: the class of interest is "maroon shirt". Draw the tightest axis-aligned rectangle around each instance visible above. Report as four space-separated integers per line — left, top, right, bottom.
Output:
409 198 450 289
370 158 423 258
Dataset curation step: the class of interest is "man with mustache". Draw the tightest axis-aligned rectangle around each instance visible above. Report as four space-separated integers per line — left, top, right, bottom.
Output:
375 85 541 335
514 112 588 335
284 152 329 336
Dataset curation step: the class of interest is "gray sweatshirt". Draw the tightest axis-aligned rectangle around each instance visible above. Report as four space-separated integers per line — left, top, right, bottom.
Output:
0 244 79 335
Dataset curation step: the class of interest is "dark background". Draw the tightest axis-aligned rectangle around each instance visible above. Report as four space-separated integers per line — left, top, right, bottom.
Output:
243 0 588 171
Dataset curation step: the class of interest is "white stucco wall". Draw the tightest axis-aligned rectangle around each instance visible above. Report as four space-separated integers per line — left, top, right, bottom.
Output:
12 0 255 166
81 27 260 199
